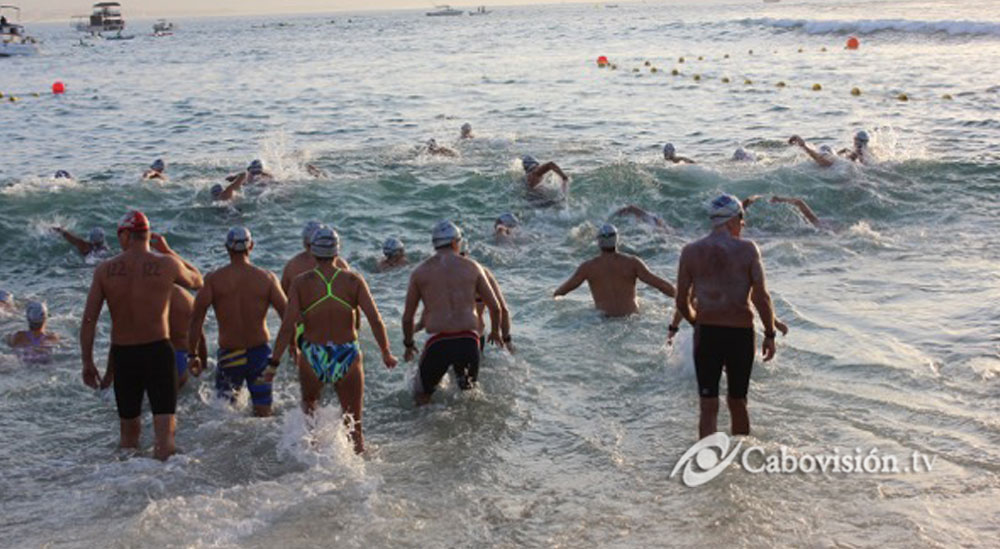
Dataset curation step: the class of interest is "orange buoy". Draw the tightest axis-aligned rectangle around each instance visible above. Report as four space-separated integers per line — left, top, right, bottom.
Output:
846 36 860 50
597 55 609 67
52 81 66 94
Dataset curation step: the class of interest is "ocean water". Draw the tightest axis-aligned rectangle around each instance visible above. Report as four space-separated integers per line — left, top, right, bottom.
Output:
2 1 999 547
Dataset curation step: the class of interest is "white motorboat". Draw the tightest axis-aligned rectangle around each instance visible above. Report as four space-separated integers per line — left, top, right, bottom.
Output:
469 6 491 15
152 18 173 34
426 5 464 16
72 2 125 35
0 5 40 57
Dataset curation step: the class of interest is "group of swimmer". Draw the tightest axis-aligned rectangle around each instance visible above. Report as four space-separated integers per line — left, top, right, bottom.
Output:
1 122 878 460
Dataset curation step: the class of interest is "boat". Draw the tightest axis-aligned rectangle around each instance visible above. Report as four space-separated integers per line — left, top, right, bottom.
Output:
152 18 174 34
469 6 490 15
0 5 40 56
426 5 463 16
72 2 125 36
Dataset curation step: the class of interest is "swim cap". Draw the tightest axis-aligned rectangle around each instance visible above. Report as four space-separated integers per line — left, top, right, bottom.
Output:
818 145 834 156
427 139 438 148
247 159 264 175
732 148 755 162
707 194 744 227
310 226 339 258
382 237 404 258
521 155 539 172
26 301 47 325
854 130 870 144
496 212 519 228
118 210 150 234
662 143 676 159
225 226 252 252
597 223 619 250
0 290 12 304
431 220 462 248
54 170 72 179
150 158 165 172
461 123 472 134
88 227 105 245
302 220 323 244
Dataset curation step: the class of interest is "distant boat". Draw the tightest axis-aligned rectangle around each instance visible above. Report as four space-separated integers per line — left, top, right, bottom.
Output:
71 2 126 36
0 5 41 57
426 5 463 16
152 18 174 34
469 6 490 15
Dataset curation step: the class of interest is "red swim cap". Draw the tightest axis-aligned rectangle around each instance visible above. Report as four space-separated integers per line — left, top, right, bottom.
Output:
118 210 150 234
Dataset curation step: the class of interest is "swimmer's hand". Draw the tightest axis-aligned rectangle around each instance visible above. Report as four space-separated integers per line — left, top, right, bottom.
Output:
99 370 114 389
82 362 101 389
788 135 805 147
382 351 398 370
487 331 503 348
257 365 278 384
404 345 417 362
188 357 203 377
762 336 776 362
150 233 170 255
776 319 789 336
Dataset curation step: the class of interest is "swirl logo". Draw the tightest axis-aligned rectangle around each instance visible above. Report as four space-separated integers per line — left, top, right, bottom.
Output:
669 433 743 487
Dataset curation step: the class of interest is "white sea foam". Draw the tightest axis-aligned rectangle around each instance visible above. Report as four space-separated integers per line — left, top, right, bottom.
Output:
748 17 1000 37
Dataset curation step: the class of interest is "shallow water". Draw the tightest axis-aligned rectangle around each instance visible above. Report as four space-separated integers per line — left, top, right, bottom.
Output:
1 1 999 547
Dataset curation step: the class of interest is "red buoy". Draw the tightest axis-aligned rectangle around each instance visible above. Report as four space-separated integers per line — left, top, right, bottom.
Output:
846 36 860 50
52 81 66 94
597 55 609 67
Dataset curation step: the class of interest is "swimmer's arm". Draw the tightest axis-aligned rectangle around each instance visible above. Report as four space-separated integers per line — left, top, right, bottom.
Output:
772 196 820 227
476 270 502 344
675 247 696 324
635 258 676 298
187 278 213 355
355 274 395 366
171 255 203 290
676 156 696 164
53 227 92 256
80 269 106 388
748 245 777 354
218 173 246 201
267 271 288 319
271 280 303 365
741 195 763 211
800 144 833 167
485 269 511 342
553 265 586 297
401 276 421 354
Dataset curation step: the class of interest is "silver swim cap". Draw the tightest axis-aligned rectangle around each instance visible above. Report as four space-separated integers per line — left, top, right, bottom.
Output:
854 130 870 144
310 226 340 258
431 220 462 248
732 148 755 162
302 220 323 244
597 223 619 250
818 145 834 156
496 212 519 228
707 194 744 227
247 159 264 175
225 226 252 252
461 123 472 134
26 301 47 325
521 155 539 172
88 227 106 245
382 237 404 258
0 290 12 304
662 143 676 159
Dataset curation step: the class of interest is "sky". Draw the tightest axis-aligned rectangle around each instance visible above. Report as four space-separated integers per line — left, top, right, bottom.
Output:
16 0 582 21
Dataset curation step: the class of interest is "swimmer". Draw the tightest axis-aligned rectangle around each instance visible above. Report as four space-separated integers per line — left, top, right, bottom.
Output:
53 170 73 180
613 205 668 229
6 301 59 364
0 290 13 312
522 155 570 193
462 243 514 352
188 227 288 417
142 159 168 181
210 172 249 202
675 194 777 439
80 210 203 461
494 212 519 243
553 223 676 317
226 159 273 185
167 285 205 389
788 135 838 168
52 226 110 258
768 195 826 228
402 221 502 405
305 163 327 178
663 143 696 164
281 221 352 294
269 226 397 453
377 237 407 271
460 123 474 139
425 138 458 157
837 130 871 164
732 147 756 162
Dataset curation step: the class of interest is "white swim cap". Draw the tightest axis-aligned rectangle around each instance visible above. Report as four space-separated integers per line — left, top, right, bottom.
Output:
732 148 755 162
383 237 404 258
88 227 105 245
707 194 744 227
496 212 519 228
818 145 834 156
521 155 539 172
854 130 870 144
26 301 47 325
310 226 340 258
0 290 12 304
662 143 676 159
432 220 462 248
302 220 323 243
597 223 619 250
461 123 472 134
225 226 252 252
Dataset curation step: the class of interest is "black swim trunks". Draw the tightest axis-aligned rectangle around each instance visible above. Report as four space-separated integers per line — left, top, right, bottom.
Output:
693 325 755 399
418 331 481 394
110 339 177 419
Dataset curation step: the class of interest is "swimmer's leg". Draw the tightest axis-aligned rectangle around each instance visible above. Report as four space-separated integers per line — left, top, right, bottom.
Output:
297 351 322 416
727 398 749 435
152 414 176 461
699 398 719 440
333 355 365 454
119 418 141 450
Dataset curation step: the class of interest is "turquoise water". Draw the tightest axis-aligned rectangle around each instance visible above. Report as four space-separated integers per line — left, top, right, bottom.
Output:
1 1 999 547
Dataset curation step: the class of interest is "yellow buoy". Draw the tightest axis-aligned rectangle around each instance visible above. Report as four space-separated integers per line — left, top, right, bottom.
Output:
821 47 828 52
851 87 861 96
610 64 617 70
632 68 639 73
671 68 679 76
650 67 657 73
724 54 730 59
32 92 40 97
776 81 786 88
693 74 701 81
678 57 685 63
812 83 822 91
942 93 952 100
798 48 803 53
9 96 19 102
644 60 651 67
744 78 752 85
748 49 753 55
898 93 909 101
697 56 703 60
721 77 730 83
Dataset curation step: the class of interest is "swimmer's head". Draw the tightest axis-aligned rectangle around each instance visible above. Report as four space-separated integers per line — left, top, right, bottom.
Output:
0 290 13 305
431 220 462 250
461 123 472 138
662 143 676 160
150 158 165 172
597 223 619 251
210 183 224 199
707 193 744 228
247 159 264 175
732 148 755 162
53 170 72 179
225 226 253 254
495 212 519 229
310 226 340 259
818 145 834 156
117 210 150 235
426 139 438 149
88 227 105 246
521 155 539 173
382 237 404 259
854 130 870 148
26 301 47 328
302 220 323 247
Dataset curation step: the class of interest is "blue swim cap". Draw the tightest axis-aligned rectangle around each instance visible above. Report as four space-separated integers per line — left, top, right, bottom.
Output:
0 290 12 304
597 223 619 250
708 193 744 227
210 183 224 198
150 159 165 172
432 220 462 248
382 237 404 258
225 226 252 252
88 227 105 245
496 212 519 228
26 301 47 325
662 143 676 159
732 148 755 162
521 155 539 172
854 130 870 145
310 226 340 258
247 159 264 175
302 220 323 243
54 170 72 179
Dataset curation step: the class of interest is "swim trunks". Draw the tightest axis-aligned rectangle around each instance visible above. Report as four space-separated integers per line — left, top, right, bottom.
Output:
299 338 359 384
693 325 755 399
110 339 177 419
215 344 273 406
417 331 481 394
174 349 188 379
